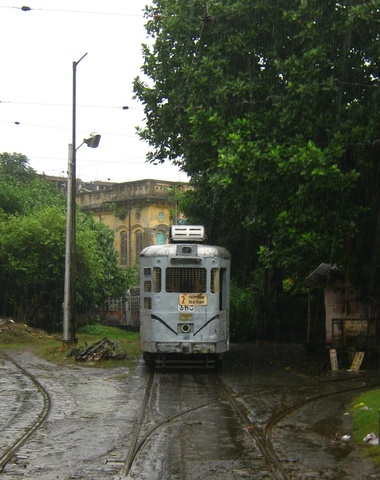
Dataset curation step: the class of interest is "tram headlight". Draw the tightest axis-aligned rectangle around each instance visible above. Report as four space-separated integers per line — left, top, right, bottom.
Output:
179 323 193 334
181 324 191 333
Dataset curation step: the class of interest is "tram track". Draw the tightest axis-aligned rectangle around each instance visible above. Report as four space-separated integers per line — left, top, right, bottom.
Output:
0 353 51 472
121 368 220 478
263 373 379 479
216 375 289 480
121 366 287 478
120 364 379 479
220 370 379 480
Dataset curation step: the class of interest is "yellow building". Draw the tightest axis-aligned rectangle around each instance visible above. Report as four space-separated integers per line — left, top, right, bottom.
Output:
77 179 189 266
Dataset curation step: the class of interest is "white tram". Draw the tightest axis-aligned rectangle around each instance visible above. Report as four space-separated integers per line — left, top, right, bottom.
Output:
140 226 231 367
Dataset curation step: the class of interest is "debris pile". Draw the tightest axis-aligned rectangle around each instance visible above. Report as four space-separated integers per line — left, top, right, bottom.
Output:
70 337 127 362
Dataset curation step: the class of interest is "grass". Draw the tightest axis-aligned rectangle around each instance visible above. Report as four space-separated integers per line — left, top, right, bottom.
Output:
350 389 380 465
0 321 141 369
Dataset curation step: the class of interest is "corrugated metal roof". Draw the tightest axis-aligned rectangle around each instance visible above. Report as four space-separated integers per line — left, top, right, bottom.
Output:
305 263 340 287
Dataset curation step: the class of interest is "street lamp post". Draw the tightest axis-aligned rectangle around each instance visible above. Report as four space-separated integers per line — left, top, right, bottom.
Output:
63 53 101 344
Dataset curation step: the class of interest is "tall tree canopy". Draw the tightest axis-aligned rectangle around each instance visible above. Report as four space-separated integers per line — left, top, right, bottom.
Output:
0 153 128 330
134 0 379 281
134 0 380 336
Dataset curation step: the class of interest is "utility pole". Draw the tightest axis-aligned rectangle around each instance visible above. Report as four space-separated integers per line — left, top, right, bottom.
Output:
63 53 100 345
63 144 73 343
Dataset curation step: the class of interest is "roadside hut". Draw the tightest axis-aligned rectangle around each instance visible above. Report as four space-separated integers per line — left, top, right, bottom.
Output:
305 263 377 348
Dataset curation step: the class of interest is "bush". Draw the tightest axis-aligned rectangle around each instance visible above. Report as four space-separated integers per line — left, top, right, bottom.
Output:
230 282 258 341
77 324 110 336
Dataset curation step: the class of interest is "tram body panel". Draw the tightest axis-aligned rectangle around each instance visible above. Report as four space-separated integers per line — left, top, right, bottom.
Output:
139 239 230 360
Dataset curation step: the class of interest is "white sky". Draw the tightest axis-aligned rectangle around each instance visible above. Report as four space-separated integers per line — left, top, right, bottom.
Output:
0 1 188 183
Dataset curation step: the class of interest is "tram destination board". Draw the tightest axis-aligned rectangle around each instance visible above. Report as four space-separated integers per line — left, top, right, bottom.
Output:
179 293 208 306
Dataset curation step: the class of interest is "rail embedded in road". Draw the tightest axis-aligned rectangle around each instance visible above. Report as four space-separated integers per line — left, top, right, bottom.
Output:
0 353 51 472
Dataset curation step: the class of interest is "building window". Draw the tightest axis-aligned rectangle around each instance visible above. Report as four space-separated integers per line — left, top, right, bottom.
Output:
135 211 141 220
156 230 165 245
158 212 164 221
120 231 127 265
135 230 142 256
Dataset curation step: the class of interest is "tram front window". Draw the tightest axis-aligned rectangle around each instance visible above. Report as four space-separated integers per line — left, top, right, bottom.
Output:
166 267 206 293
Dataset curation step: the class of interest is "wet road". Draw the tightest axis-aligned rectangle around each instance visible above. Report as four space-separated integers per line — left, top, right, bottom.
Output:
223 344 380 479
128 370 272 479
1 344 379 479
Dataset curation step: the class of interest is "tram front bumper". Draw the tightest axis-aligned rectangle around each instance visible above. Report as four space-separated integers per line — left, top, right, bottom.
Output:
155 342 216 354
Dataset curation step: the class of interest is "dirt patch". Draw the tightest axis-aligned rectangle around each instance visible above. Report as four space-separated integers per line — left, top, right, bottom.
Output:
0 318 51 343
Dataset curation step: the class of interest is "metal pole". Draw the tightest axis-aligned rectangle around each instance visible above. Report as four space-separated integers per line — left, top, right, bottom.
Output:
63 144 73 343
70 53 87 343
64 52 87 345
70 59 78 344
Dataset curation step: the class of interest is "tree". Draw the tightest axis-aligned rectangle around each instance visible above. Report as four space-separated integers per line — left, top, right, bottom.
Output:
0 152 62 215
134 0 380 338
0 206 67 325
0 153 129 330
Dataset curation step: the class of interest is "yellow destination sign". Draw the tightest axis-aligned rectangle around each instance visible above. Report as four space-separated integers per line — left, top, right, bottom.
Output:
179 293 208 306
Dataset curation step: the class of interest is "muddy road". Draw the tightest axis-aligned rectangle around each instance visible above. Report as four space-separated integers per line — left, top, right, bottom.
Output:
1 344 379 479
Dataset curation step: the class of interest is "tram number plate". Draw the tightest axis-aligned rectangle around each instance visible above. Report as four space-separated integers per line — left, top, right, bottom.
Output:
178 305 194 312
179 293 208 306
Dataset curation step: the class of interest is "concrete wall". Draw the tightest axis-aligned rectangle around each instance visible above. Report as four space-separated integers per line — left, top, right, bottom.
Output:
324 283 370 343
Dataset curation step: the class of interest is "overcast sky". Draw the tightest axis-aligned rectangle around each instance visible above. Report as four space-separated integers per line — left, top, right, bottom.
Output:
0 0 188 183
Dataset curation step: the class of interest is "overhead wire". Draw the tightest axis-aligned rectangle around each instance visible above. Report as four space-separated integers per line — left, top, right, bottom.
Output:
0 100 141 109
0 119 139 138
0 5 143 17
0 3 173 183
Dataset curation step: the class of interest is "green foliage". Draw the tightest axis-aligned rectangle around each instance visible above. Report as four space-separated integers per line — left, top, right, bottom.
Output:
135 0 380 338
0 153 131 331
75 213 129 311
229 281 258 341
0 206 66 324
0 152 62 215
77 324 111 336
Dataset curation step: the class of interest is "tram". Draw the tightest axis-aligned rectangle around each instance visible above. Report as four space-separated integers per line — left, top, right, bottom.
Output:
139 225 231 367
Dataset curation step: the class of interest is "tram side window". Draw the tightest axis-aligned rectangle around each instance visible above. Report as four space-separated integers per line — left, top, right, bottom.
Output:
211 268 219 293
153 267 162 292
144 297 152 309
143 267 161 293
166 268 206 293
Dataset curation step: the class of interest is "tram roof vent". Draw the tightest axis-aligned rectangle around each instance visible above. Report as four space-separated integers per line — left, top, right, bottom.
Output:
169 225 206 243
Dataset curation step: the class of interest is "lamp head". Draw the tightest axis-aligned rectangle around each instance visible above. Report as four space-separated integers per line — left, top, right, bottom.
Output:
83 133 101 148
